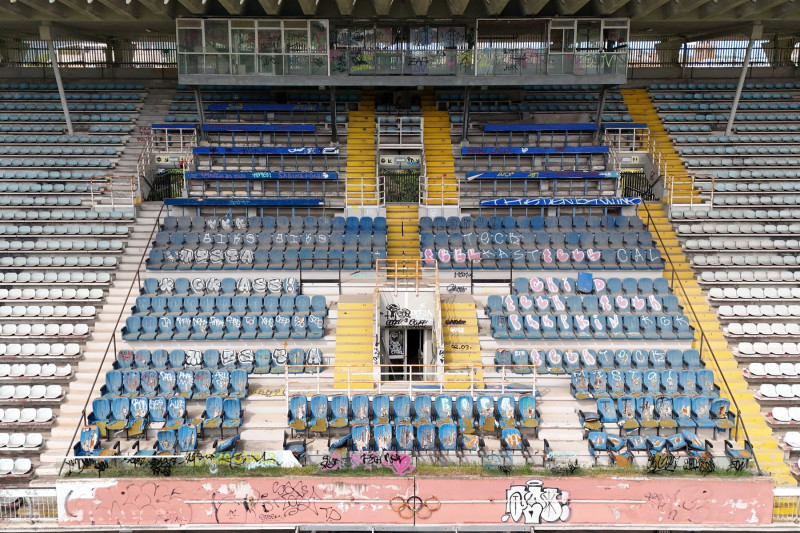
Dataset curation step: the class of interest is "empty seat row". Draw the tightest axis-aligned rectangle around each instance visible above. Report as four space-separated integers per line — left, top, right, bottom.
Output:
0 363 72 377
666 124 713 132
759 383 800 398
673 208 800 220
653 90 795 99
495 348 702 374
707 169 800 179
736 124 800 132
692 254 800 267
0 81 143 90
0 239 124 252
132 294 326 317
713 195 800 206
709 286 800 300
163 215 386 234
0 146 117 156
154 231 386 251
122 313 323 340
0 103 135 112
421 230 654 250
674 134 800 144
650 81 799 90
572 369 717 400
0 305 95 318
0 407 53 424
0 134 122 144
0 384 63 400
770 407 800 423
0 458 32 476
0 343 80 357
686 239 800 251
289 393 538 436
488 293 680 317
115 347 322 374
0 433 42 449
714 182 800 192
101 368 248 400
89 125 133 133
699 270 800 283
512 275 670 297
0 197 83 206
142 276 296 297
0 323 89 337
738 342 800 356
0 114 132 122
687 157 800 167
583 396 733 437
748 362 800 377
147 248 380 270
0 157 113 167
0 224 126 236
719 304 800 318
678 222 800 234
0 184 100 194
491 313 693 340
0 271 110 284
663 102 800 111
683 145 800 155
90 396 239 440
664 113 800 122
423 247 663 270
0 255 118 268
728 322 800 336
0 209 128 220
0 124 64 133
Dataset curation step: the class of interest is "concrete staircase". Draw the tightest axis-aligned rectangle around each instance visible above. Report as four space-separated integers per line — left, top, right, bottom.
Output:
645 201 794 485
333 295 376 390
621 88 701 205
344 93 378 208
386 204 420 263
421 92 458 207
440 295 484 389
34 202 163 483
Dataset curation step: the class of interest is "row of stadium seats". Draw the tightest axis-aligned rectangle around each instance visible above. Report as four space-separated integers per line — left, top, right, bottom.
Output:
571 369 718 399
114 347 323 373
100 369 248 400
494 347 703 372
490 312 693 340
132 294 327 317
141 276 297 296
121 314 323 340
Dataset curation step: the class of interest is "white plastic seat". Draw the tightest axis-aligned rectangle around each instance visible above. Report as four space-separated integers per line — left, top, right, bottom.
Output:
34 408 53 423
765 362 782 376
0 433 8 448
13 385 30 399
55 364 72 377
0 364 9 377
738 342 755 355
0 385 13 399
790 407 800 422
785 431 800 448
23 433 42 448
773 406 792 422
11 458 31 475
2 408 19 423
780 363 797 376
6 433 24 448
754 342 770 355
760 383 778 398
40 364 56 377
18 408 35 423
749 363 767 376
0 459 13 475
776 384 795 398
44 384 62 399
28 385 46 399
24 364 40 377
9 364 24 377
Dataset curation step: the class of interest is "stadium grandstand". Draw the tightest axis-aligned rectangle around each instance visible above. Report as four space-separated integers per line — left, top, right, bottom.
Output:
0 0 800 530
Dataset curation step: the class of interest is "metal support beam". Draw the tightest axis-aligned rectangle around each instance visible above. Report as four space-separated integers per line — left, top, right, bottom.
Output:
726 22 762 136
629 0 670 18
335 0 356 15
461 87 470 143
137 0 174 15
409 0 432 16
518 0 548 15
556 0 590 15
330 87 338 144
297 0 320 15
593 0 629 15
594 85 607 142
178 0 208 14
483 0 510 15
55 0 104 20
663 0 711 18
447 0 470 15
257 0 282 15
373 0 394 15
194 87 205 132
40 24 73 136
19 0 72 19
218 0 246 14
96 0 140 18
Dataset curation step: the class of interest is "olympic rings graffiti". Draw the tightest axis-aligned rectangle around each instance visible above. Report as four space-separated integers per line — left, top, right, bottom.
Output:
390 495 441 519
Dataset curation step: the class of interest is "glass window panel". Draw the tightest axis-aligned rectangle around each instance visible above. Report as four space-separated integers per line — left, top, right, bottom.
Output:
177 19 202 28
232 28 255 54
232 54 256 75
309 20 328 53
285 30 308 53
179 53 203 74
309 55 328 75
259 54 283 75
204 20 229 53
178 28 203 53
258 29 282 53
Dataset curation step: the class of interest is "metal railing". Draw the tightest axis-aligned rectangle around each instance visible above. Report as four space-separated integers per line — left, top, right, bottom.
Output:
376 116 424 147
421 174 459 208
376 258 438 295
0 488 57 522
58 204 165 477
640 201 761 475
345 175 384 208
773 487 800 521
0 36 177 68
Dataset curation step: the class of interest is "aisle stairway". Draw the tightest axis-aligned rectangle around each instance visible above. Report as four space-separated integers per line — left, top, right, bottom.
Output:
645 202 794 485
345 92 377 208
333 295 376 390
621 89 701 204
440 295 484 389
386 203 420 267
421 92 458 206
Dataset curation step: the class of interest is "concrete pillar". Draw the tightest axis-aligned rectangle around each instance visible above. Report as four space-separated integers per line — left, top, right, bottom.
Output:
655 39 682 67
761 36 797 68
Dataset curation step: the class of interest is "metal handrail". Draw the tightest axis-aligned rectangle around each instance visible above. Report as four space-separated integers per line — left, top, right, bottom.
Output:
640 201 761 475
345 175 384 208
58 203 165 477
